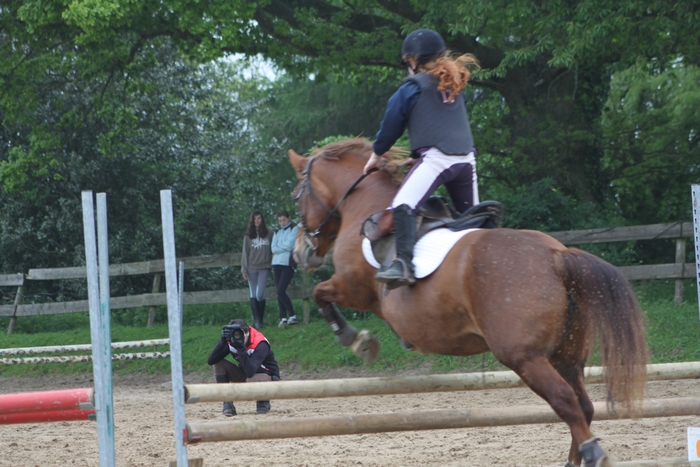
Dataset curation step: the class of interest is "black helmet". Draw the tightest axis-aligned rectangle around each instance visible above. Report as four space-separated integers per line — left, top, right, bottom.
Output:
401 29 446 66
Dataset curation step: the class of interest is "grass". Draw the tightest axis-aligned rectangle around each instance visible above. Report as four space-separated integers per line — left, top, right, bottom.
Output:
0 279 698 378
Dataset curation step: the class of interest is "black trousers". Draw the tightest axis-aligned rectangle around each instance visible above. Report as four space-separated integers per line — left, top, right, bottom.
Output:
273 265 296 319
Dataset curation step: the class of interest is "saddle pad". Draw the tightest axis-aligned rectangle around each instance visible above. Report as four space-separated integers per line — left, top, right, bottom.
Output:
362 228 480 279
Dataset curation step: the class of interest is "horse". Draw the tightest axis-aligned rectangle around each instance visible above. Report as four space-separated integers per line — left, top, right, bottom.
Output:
288 138 647 467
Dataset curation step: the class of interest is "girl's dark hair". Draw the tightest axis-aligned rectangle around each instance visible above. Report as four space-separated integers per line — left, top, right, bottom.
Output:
276 209 290 219
246 210 268 238
228 319 251 333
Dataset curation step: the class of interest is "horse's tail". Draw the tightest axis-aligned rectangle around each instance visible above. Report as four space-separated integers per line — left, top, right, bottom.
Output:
554 247 647 414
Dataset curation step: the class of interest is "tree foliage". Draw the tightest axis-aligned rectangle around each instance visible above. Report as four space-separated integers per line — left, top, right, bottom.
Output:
1 0 698 286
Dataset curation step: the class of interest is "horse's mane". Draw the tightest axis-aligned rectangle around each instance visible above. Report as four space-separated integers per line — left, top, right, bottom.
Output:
311 138 408 187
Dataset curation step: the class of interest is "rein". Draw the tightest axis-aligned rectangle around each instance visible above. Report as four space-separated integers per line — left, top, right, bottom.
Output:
295 156 377 249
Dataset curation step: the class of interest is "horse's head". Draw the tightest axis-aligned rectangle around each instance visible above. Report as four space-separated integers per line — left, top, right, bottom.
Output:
288 148 341 271
288 138 406 272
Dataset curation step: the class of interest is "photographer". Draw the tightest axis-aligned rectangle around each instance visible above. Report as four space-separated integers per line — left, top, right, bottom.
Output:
208 319 281 416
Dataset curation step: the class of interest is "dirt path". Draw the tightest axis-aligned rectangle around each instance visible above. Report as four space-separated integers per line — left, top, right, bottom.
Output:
1 373 698 467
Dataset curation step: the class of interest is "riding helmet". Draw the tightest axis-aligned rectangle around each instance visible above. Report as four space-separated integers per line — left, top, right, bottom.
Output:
401 29 447 65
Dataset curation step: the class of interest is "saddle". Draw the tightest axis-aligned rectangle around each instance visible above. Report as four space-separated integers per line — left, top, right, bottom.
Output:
360 198 504 270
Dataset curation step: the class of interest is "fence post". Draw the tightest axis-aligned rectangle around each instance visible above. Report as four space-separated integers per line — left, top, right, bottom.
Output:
303 271 310 324
6 285 24 335
674 238 686 306
147 273 162 327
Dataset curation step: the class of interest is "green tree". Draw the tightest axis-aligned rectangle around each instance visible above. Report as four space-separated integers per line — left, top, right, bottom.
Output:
0 40 289 302
601 61 700 224
3 0 699 238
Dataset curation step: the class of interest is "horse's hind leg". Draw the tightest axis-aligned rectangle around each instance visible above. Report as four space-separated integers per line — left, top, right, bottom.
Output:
510 356 609 467
555 365 595 466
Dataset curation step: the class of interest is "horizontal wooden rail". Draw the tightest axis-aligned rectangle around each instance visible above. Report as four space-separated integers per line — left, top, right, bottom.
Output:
184 362 700 403
0 273 24 287
548 221 694 245
0 286 307 317
185 397 700 443
618 263 696 281
25 253 242 280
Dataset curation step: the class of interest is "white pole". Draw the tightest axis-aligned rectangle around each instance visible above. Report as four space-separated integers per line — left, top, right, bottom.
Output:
81 191 115 467
160 190 188 467
96 193 115 463
692 185 700 322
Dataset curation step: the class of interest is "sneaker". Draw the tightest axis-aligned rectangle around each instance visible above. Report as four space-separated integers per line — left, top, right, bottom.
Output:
278 318 287 328
287 316 299 325
222 401 236 417
256 401 271 414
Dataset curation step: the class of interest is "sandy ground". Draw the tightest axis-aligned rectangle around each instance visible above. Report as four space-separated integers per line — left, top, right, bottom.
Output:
1 371 699 467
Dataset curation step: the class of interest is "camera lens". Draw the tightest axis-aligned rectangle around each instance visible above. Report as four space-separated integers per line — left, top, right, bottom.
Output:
232 329 244 340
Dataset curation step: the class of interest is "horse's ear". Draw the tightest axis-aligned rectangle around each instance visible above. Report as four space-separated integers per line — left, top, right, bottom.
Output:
288 149 306 172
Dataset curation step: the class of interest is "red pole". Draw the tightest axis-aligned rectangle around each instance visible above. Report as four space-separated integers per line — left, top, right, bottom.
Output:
0 409 95 425
0 388 94 415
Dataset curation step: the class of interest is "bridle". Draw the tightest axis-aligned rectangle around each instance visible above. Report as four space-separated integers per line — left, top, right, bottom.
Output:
294 156 377 250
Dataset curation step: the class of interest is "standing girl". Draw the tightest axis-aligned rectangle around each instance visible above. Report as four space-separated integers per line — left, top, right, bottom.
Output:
364 28 480 289
271 209 300 327
241 210 272 328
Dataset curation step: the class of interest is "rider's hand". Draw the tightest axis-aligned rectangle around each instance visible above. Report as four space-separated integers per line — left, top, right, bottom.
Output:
363 152 383 174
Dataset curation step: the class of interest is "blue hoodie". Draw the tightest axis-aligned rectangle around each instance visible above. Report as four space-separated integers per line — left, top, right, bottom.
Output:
271 223 299 267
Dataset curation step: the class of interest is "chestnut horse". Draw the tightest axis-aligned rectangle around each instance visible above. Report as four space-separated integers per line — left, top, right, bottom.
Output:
288 138 647 467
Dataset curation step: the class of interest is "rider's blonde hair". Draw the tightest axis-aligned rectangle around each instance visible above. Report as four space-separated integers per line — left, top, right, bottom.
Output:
408 53 480 103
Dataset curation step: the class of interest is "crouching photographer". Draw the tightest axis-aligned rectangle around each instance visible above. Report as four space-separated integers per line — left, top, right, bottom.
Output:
207 319 281 416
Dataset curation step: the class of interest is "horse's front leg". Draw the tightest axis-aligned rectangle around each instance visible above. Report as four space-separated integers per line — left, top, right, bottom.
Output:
314 280 380 365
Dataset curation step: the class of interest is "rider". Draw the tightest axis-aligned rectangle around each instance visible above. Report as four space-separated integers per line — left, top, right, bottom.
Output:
363 28 480 289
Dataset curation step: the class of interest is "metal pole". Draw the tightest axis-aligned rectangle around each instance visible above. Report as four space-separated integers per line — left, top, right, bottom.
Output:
82 191 115 467
160 190 188 467
96 193 115 463
178 262 185 329
692 185 700 322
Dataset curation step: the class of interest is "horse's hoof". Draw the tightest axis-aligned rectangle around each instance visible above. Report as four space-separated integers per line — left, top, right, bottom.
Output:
580 438 610 467
350 330 380 365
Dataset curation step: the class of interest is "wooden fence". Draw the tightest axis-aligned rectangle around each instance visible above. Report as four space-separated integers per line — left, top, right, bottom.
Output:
1 221 696 333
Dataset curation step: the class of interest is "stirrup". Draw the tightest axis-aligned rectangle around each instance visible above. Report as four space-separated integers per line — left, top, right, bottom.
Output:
375 258 415 286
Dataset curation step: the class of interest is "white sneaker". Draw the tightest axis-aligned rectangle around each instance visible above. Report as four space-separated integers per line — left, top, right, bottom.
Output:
287 316 299 325
278 318 287 328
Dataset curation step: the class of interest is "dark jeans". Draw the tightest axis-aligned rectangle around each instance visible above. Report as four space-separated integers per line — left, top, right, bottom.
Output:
273 265 295 319
213 360 272 383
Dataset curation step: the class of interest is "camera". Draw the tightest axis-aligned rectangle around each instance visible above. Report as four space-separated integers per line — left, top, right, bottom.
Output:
223 324 246 348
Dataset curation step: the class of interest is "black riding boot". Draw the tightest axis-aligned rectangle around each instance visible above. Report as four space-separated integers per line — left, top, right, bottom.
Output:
256 299 266 328
249 297 261 329
256 400 271 414
375 204 416 289
215 374 236 416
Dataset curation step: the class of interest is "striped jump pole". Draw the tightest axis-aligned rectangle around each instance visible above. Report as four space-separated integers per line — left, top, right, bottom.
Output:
0 339 170 356
185 397 700 444
1 351 171 365
184 361 700 403
0 388 95 425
